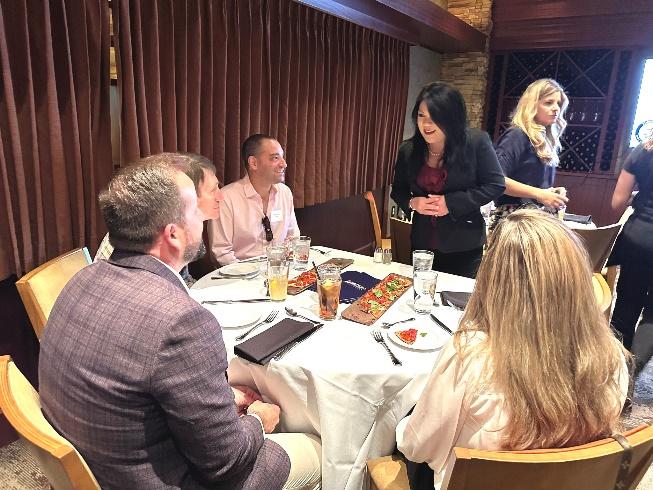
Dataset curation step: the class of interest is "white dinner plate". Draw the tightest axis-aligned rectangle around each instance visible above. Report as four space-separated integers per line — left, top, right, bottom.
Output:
217 262 260 278
387 325 442 351
204 303 263 329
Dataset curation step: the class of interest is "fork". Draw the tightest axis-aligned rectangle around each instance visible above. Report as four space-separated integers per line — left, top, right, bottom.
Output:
381 317 415 329
235 310 279 341
372 330 402 366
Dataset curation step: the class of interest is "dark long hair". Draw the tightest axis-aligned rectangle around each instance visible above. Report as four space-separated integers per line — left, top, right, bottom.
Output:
409 82 468 173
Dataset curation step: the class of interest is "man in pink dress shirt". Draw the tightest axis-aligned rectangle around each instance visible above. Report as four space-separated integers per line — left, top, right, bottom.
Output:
208 134 300 265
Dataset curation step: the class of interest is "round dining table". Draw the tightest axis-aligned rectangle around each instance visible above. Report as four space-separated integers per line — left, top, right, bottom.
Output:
190 248 475 490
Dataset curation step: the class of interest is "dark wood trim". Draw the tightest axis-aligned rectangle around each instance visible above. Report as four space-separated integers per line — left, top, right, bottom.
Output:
491 0 653 50
293 0 486 52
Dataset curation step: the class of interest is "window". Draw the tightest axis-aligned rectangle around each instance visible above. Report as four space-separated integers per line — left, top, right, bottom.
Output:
629 58 653 147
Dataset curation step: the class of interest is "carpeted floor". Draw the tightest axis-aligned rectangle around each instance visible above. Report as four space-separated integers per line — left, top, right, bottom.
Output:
2 361 653 489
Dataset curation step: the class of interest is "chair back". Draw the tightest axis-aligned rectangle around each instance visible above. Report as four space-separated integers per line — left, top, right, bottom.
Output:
573 223 622 273
390 218 412 265
444 425 653 490
16 247 91 339
364 191 384 250
0 355 100 490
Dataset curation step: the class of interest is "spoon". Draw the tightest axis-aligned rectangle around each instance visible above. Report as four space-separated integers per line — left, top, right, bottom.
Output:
381 317 415 329
285 307 320 324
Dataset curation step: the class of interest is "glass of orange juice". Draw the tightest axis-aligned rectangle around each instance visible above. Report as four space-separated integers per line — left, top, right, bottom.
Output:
268 262 289 301
316 264 342 320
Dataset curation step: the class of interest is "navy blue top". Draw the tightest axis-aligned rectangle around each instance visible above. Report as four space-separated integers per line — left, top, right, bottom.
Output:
494 127 555 207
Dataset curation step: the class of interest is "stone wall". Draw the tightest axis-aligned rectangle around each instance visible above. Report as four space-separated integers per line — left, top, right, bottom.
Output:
440 0 493 129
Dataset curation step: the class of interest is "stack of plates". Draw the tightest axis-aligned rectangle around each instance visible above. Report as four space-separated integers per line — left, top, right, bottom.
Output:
217 262 260 279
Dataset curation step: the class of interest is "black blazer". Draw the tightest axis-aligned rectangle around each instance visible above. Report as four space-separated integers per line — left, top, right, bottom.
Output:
391 128 505 253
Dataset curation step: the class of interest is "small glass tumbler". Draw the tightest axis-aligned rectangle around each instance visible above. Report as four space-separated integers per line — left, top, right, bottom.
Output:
293 236 311 271
413 270 438 314
412 250 434 274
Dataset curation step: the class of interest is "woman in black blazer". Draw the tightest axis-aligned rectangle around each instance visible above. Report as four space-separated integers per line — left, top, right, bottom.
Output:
391 82 505 278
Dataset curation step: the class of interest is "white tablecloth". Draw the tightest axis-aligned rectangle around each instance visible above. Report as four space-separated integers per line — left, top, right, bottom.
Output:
191 249 475 490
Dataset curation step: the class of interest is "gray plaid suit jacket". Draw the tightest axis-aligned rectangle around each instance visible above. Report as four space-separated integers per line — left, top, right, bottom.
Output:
39 251 290 489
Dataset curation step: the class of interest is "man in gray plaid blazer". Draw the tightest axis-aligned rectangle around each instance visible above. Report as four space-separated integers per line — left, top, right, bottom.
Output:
39 158 320 489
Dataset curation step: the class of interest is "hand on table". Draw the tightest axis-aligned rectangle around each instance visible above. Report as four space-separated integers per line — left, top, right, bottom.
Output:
247 400 281 433
536 187 568 209
410 195 449 217
232 385 262 415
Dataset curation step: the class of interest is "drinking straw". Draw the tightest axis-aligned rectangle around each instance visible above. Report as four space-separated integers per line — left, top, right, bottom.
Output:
313 261 323 281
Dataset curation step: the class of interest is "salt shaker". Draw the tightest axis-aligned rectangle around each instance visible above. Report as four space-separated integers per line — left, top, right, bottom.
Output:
382 248 392 264
374 247 383 263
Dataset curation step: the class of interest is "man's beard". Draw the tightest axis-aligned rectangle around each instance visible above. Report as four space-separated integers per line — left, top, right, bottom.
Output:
182 233 203 264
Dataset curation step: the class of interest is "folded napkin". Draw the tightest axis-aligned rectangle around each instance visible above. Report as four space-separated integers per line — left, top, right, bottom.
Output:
234 318 320 365
440 291 471 310
563 213 593 224
308 271 379 304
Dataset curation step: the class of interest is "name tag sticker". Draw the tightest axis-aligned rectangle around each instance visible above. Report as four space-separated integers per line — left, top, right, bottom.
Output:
270 209 283 223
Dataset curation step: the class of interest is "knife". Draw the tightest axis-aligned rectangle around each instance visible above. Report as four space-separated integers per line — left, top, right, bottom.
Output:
201 298 271 304
272 323 324 360
429 313 453 335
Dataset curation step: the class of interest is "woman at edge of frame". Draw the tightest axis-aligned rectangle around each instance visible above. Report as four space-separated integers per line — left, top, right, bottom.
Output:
610 132 653 362
492 78 570 222
391 82 505 279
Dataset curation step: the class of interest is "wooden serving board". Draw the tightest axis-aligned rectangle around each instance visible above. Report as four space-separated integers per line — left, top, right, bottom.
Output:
341 273 412 325
287 258 354 295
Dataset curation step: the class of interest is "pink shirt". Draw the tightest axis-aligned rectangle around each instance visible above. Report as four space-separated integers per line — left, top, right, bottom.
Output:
207 175 300 265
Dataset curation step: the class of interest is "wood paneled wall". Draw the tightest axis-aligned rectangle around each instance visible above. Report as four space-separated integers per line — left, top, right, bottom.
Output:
492 0 653 50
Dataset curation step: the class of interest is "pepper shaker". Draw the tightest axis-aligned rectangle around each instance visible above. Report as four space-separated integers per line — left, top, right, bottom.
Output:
382 248 392 264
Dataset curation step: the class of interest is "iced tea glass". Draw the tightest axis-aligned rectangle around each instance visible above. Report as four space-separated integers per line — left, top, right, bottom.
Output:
316 264 342 321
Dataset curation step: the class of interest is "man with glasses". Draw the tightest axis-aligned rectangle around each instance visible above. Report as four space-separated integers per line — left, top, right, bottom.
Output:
208 134 300 265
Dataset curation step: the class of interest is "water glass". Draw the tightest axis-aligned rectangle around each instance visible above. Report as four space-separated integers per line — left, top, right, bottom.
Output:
412 250 434 273
267 262 289 301
293 236 311 270
316 264 342 320
413 270 437 314
266 244 287 266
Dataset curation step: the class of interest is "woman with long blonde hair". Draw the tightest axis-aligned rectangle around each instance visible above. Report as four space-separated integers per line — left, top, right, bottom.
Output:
397 210 629 489
611 131 653 364
492 79 570 222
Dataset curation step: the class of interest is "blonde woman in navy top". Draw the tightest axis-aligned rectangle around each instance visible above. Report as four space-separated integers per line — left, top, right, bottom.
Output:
492 79 570 221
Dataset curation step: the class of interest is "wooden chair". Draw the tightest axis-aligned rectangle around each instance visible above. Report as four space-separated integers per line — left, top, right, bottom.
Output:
16 247 92 339
0 355 100 489
593 272 613 316
390 218 412 265
368 424 653 490
364 191 391 252
573 223 623 274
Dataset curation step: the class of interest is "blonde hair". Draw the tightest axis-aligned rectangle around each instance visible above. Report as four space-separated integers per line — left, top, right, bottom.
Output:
511 79 569 166
455 210 628 450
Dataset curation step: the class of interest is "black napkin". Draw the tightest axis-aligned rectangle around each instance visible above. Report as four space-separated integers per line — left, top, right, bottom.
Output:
308 271 379 304
234 318 320 365
440 291 471 310
563 213 593 224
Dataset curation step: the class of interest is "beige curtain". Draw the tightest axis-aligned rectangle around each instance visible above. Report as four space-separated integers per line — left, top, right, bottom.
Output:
114 0 409 207
0 0 113 280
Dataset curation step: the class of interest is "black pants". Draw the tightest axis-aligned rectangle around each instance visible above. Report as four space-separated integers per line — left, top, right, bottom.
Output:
611 222 653 351
429 247 483 279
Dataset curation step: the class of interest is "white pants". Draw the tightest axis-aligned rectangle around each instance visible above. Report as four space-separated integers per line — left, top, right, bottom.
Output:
266 433 322 490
